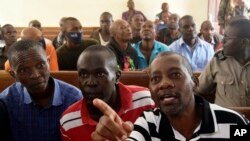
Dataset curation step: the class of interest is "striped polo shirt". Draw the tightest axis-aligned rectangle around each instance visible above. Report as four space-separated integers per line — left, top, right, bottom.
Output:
60 82 155 141
128 95 249 141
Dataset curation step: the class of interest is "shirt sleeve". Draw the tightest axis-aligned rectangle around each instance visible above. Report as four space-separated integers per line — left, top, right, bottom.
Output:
198 58 217 96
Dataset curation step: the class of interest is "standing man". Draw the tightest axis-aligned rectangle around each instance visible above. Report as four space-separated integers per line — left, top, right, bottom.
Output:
90 12 113 46
91 52 249 141
56 17 98 70
0 24 17 70
169 15 214 72
155 2 172 24
133 20 169 69
0 40 82 141
106 19 139 71
198 18 250 107
60 45 154 141
122 0 146 22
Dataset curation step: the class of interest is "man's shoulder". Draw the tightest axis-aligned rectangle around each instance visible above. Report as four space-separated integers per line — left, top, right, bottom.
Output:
61 100 82 117
54 78 81 93
60 100 82 128
209 103 249 124
214 50 227 61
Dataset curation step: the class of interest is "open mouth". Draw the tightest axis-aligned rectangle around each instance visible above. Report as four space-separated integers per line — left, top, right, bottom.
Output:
159 94 177 105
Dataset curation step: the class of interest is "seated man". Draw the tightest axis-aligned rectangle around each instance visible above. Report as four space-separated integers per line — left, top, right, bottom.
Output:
133 20 169 69
52 17 67 49
0 40 82 141
0 24 17 70
60 45 154 141
198 20 223 51
129 13 145 45
107 19 139 71
198 18 250 107
90 12 113 46
91 52 249 141
169 15 214 72
4 27 59 71
56 17 98 70
157 13 181 46
28 19 52 44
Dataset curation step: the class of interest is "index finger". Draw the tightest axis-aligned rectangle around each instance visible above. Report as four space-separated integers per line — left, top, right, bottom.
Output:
93 98 123 124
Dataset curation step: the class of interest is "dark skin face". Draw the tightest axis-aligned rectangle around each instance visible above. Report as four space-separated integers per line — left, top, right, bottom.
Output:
100 14 113 33
64 20 82 46
223 25 244 56
10 47 51 106
149 54 195 116
140 20 156 41
77 51 120 121
114 21 132 42
130 14 144 31
200 22 214 42
2 25 17 47
179 18 197 42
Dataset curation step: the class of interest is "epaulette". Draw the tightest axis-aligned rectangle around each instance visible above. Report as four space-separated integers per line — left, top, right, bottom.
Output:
214 50 227 60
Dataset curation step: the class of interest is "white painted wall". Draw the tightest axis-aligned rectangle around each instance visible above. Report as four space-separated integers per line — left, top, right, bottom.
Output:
0 0 208 28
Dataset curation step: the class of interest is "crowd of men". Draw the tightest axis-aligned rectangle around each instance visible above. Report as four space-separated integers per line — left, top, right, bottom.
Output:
0 0 250 140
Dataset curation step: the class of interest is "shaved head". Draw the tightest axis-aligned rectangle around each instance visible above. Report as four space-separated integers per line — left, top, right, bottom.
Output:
21 27 43 41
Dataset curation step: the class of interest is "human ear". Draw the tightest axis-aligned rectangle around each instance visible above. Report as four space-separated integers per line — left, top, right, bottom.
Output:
192 75 199 92
115 70 121 84
9 70 17 81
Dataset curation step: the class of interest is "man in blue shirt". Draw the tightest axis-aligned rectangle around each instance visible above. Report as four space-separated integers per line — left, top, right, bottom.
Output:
0 40 82 141
133 20 169 70
169 15 214 72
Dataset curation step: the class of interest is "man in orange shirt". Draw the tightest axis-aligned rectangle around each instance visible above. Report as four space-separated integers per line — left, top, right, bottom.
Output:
5 27 59 71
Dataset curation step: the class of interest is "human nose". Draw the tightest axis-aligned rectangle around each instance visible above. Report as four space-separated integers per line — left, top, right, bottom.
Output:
29 68 41 79
159 77 175 90
86 75 97 86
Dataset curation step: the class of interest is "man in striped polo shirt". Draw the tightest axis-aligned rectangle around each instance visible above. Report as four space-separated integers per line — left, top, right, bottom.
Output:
60 45 155 141
92 52 249 141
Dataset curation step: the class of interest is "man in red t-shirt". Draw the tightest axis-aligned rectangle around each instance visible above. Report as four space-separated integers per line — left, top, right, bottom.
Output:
60 45 154 141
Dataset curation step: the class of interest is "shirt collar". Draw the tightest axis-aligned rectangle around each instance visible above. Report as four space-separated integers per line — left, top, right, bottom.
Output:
179 37 202 47
23 77 62 106
194 95 217 134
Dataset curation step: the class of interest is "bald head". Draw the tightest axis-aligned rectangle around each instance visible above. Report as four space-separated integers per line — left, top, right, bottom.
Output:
21 27 43 42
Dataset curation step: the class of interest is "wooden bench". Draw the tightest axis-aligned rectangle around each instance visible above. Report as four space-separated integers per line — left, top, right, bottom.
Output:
15 27 99 40
1 70 250 120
